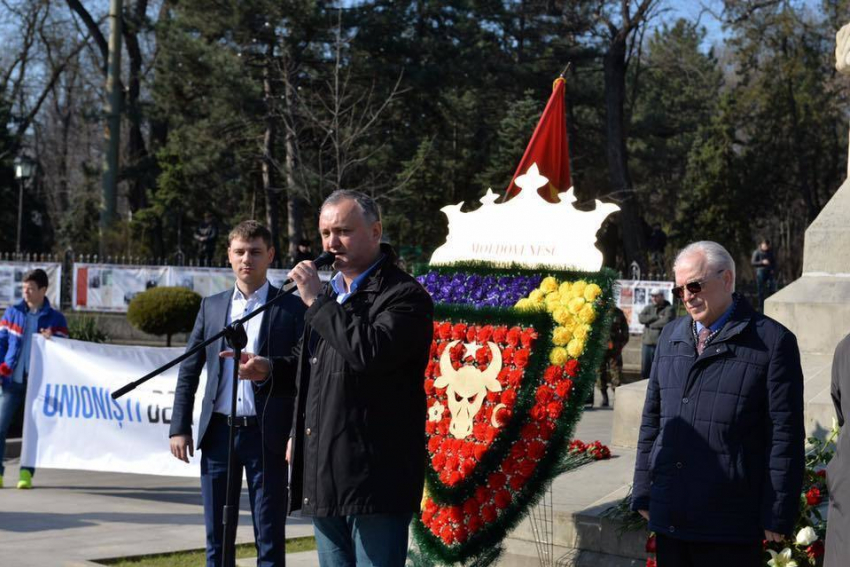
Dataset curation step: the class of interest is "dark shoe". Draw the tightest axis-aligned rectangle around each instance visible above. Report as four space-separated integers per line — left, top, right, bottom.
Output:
600 390 609 407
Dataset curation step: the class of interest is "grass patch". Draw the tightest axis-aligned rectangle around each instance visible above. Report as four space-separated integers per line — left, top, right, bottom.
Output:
98 536 316 567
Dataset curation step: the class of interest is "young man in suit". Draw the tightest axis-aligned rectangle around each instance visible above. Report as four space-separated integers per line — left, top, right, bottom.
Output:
170 220 305 567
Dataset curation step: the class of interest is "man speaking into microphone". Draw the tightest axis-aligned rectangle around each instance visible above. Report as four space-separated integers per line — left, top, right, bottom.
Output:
287 190 434 566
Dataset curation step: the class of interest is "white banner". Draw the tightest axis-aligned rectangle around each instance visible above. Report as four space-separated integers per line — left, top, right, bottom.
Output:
21 336 206 477
615 279 675 334
0 262 61 307
72 264 330 312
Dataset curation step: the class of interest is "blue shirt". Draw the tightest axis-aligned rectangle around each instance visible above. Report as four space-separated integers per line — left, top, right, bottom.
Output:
13 310 41 384
695 300 736 335
330 254 385 304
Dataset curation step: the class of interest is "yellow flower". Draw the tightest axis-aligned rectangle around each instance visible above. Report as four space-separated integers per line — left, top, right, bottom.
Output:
572 324 589 340
553 308 570 325
515 298 534 311
549 347 568 366
540 276 559 294
578 304 597 324
571 280 588 298
568 296 586 314
584 283 602 302
558 282 572 296
529 289 545 303
567 338 585 358
545 294 561 312
552 326 572 346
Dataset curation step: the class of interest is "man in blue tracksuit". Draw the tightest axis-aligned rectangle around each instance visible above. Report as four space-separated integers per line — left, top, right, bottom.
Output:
0 269 68 489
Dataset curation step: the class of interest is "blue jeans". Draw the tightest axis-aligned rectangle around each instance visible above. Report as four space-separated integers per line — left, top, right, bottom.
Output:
641 344 657 381
200 418 288 567
0 380 34 477
313 513 413 567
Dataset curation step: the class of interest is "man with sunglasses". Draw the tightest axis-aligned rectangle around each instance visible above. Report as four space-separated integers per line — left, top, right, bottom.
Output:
631 241 804 567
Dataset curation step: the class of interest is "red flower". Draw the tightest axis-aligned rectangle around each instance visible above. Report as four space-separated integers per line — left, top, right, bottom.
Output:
521 329 537 348
546 400 564 419
440 525 454 545
461 458 476 476
425 421 437 435
455 525 468 543
495 406 512 427
448 505 464 523
521 423 541 440
477 325 494 342
565 359 580 377
507 327 522 347
494 489 512 509
437 421 449 436
473 423 489 442
467 515 483 534
446 456 459 471
556 379 573 399
540 420 556 439
448 471 462 485
422 508 435 524
528 440 546 460
517 460 536 479
501 347 515 365
543 365 563 384
509 474 526 491
432 453 446 469
439 470 451 484
424 378 436 394
807 540 824 559
481 504 497 522
485 427 498 444
475 486 489 504
502 458 517 475
473 444 487 461
436 341 448 357
510 442 528 460
646 558 657 567
815 470 827 479
487 390 500 403
492 326 508 343
514 349 530 368
536 386 554 405
476 346 491 366
501 390 518 407
463 498 479 516
466 326 477 343
508 369 524 388
459 442 474 459
438 322 452 340
530 404 547 421
432 509 446 528
569 440 587 453
806 487 822 506
488 472 507 489
451 323 467 340
645 534 656 553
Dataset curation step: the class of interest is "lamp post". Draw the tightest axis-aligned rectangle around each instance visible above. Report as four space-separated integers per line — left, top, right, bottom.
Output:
13 155 35 254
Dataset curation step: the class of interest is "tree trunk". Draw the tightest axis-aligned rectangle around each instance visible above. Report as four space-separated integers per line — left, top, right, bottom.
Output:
123 0 150 212
262 40 282 263
603 35 647 272
283 62 304 266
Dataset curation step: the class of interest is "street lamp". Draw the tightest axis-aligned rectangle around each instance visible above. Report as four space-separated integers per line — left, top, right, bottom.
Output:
13 155 35 254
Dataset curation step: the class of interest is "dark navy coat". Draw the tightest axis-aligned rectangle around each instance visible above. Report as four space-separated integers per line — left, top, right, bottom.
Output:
631 295 805 542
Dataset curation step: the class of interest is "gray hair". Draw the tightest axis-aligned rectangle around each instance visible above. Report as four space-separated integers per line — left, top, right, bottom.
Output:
321 190 381 224
674 241 736 291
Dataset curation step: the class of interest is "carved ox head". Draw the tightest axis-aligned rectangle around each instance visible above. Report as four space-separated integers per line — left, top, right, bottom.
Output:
435 340 503 439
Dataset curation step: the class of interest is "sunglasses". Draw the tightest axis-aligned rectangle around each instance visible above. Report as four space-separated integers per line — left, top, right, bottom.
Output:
672 270 725 300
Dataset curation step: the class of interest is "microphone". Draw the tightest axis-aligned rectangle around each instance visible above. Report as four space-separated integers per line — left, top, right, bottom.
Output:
282 251 336 287
312 250 336 270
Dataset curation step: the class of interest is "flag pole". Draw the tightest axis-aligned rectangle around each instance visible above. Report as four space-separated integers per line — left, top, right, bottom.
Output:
559 62 572 78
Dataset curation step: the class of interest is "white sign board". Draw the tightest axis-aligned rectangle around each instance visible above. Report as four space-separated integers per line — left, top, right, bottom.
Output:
0 262 62 307
615 280 675 334
21 336 205 477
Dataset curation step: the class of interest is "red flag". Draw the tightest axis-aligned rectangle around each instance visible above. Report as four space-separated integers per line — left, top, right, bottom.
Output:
504 77 571 203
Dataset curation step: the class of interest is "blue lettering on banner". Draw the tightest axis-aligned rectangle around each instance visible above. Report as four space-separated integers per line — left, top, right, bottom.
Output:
41 383 172 426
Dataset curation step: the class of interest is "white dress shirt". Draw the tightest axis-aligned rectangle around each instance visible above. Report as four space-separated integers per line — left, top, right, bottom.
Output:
213 280 269 416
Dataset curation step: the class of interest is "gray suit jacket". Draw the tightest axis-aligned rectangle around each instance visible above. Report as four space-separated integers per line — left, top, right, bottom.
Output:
169 284 305 454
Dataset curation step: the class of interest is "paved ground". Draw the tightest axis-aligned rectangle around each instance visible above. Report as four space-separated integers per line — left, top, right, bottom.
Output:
0 390 619 567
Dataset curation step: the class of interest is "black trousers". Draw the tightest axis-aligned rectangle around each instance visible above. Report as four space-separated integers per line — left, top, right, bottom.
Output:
656 533 763 567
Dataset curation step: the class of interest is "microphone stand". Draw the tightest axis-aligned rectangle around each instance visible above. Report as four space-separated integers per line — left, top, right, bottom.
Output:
112 252 332 567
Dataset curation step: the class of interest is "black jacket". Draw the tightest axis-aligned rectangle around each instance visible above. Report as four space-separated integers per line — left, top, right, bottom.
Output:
288 250 434 517
631 295 805 542
170 285 305 453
